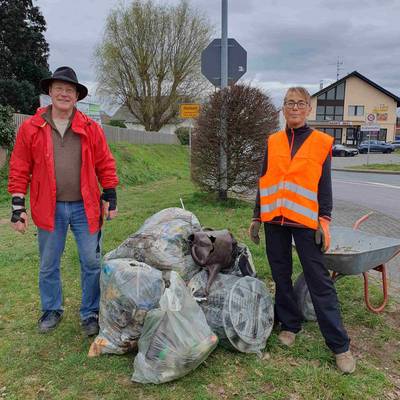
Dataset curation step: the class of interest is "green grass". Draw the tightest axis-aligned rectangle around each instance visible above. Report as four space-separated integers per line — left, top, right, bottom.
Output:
0 160 10 203
349 163 400 172
0 143 399 400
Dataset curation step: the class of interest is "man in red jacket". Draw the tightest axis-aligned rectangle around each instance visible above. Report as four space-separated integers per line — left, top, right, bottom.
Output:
8 66 119 336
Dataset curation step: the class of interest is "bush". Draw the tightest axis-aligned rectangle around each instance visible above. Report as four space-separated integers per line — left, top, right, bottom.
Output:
191 84 279 197
107 119 127 128
0 80 36 114
0 104 16 151
175 127 190 145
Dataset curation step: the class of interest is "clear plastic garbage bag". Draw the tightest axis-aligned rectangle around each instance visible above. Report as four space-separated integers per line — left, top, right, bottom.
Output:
88 259 165 357
132 271 218 384
188 270 274 355
104 208 202 282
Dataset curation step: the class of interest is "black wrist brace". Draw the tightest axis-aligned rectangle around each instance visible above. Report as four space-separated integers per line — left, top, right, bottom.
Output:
101 188 117 211
11 196 26 223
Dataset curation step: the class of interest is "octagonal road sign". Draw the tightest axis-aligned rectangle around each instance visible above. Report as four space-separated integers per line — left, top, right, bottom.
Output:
201 38 247 87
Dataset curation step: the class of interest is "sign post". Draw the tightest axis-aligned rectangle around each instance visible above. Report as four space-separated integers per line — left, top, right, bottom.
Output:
361 124 380 166
201 0 247 200
179 103 201 172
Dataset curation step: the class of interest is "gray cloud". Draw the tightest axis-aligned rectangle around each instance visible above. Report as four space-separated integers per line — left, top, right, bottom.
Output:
34 0 400 107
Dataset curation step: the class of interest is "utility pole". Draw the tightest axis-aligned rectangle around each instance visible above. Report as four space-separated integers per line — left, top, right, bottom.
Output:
219 0 228 200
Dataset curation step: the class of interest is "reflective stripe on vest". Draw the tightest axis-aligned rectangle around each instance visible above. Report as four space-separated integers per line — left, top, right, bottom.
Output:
260 199 318 221
260 181 317 203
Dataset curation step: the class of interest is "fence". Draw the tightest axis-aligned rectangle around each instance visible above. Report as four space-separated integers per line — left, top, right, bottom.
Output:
13 113 31 130
103 125 179 145
12 113 180 145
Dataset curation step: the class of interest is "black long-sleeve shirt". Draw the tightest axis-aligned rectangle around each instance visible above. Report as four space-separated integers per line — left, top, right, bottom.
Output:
253 124 332 224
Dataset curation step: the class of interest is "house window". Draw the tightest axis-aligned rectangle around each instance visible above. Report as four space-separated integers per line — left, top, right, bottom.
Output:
318 83 345 101
316 105 344 121
326 88 336 100
346 127 358 145
378 129 387 141
320 128 342 144
348 105 364 116
335 83 345 100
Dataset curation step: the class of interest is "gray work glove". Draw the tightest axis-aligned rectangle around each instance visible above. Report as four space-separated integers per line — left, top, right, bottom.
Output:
248 220 261 245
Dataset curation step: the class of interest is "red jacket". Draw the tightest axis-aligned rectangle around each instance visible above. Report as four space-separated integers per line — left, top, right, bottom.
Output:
8 107 119 233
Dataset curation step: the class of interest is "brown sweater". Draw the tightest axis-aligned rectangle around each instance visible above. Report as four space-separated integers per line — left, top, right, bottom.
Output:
43 107 82 201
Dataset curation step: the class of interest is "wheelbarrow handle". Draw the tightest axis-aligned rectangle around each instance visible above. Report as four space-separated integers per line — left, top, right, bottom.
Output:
353 212 374 230
363 264 388 314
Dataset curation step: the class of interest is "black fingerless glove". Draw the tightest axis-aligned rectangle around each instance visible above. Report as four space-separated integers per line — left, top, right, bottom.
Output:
11 196 26 223
101 188 117 211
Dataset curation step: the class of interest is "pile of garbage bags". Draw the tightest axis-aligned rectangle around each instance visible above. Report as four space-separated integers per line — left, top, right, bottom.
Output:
104 208 202 282
89 207 274 384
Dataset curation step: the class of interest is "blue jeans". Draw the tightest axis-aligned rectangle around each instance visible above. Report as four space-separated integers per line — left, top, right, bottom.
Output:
38 201 102 320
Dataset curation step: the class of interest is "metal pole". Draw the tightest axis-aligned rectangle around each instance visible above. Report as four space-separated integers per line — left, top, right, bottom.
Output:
221 0 228 88
219 0 228 200
189 120 192 173
367 132 371 166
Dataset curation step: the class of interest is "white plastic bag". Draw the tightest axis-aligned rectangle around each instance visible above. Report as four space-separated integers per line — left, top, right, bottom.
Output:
132 272 218 384
104 208 202 281
88 259 164 357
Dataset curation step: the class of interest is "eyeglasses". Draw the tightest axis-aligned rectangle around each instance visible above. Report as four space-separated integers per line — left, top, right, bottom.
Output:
51 86 77 96
284 101 309 109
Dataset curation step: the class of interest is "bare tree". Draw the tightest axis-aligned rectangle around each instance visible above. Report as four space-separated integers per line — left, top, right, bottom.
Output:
95 0 211 132
191 84 279 197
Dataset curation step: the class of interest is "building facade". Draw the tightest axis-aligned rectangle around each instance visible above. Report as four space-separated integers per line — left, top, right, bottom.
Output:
308 71 400 145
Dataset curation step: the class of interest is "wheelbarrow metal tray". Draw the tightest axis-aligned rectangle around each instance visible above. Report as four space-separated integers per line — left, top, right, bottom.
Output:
324 226 400 275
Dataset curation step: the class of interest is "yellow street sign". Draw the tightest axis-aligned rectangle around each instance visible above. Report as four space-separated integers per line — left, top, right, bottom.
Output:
179 103 200 118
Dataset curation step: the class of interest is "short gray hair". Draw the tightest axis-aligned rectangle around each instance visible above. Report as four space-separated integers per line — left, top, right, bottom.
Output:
284 87 311 104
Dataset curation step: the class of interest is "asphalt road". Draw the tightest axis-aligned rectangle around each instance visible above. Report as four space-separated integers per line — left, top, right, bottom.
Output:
332 170 400 220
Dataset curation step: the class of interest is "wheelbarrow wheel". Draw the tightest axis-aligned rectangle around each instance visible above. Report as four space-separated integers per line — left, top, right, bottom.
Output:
294 273 317 322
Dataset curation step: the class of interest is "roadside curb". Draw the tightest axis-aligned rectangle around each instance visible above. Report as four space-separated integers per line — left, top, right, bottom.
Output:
332 168 400 175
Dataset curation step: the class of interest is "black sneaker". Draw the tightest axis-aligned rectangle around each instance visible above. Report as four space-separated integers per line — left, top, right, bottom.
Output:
38 311 63 333
81 316 99 337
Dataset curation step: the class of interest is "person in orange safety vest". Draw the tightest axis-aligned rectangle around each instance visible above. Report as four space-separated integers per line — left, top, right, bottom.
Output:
248 87 356 374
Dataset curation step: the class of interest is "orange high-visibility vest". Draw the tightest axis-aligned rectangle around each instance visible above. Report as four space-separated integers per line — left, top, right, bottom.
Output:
259 129 333 229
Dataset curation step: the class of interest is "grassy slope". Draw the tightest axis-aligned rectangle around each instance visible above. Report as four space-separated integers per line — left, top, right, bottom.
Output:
0 144 399 400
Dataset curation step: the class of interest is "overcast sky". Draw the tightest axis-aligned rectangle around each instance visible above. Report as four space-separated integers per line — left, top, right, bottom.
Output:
35 0 400 112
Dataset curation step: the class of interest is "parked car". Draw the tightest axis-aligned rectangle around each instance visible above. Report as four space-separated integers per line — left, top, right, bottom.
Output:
358 140 394 154
332 144 359 157
388 140 400 149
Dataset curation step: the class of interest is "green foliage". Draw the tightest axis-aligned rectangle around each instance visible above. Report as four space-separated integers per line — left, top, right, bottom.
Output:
0 104 16 150
109 143 189 187
175 126 190 145
350 163 400 172
0 0 50 113
107 119 127 128
0 162 10 203
0 80 36 114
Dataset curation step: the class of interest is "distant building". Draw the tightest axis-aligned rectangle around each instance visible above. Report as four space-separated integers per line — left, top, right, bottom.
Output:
111 104 191 135
308 71 400 145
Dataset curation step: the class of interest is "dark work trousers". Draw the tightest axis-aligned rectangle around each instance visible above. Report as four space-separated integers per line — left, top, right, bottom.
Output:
264 223 350 354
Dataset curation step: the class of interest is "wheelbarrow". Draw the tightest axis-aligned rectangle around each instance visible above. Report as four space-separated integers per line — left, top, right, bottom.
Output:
294 213 400 321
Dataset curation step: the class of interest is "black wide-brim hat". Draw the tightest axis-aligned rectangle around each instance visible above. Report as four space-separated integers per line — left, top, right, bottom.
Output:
40 66 88 101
